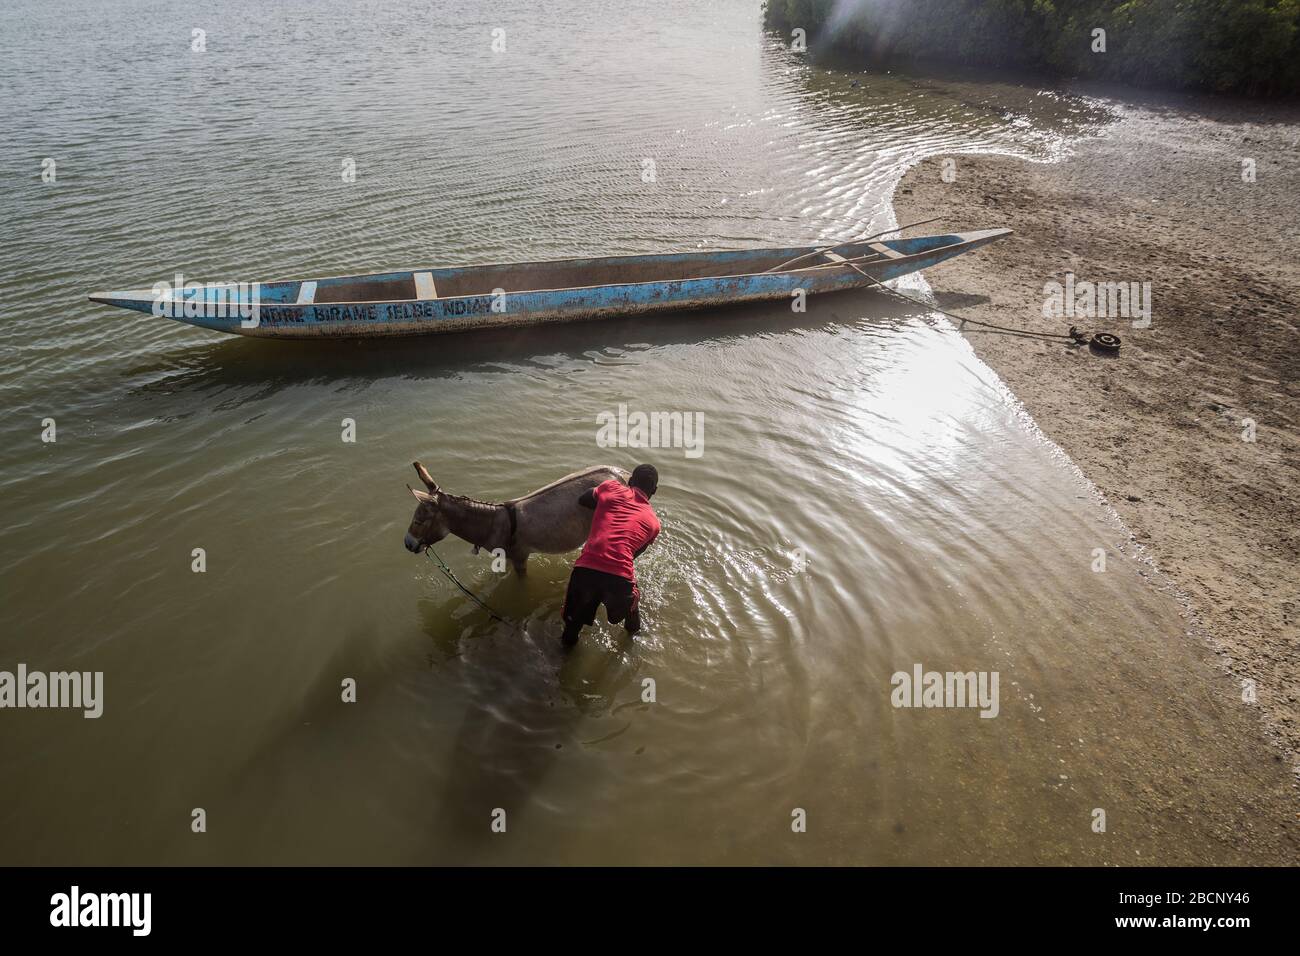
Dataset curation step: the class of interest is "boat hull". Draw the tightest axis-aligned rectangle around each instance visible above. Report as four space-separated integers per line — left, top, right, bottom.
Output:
88 229 1010 339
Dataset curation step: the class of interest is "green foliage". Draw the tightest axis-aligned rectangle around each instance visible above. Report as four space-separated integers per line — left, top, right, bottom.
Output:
762 0 1300 95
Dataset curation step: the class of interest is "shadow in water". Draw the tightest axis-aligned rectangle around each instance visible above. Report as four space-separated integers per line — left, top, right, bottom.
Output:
120 288 925 403
803 42 1300 127
417 587 643 861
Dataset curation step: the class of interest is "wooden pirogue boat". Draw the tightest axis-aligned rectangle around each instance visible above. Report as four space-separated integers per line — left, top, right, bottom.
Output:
87 229 1011 339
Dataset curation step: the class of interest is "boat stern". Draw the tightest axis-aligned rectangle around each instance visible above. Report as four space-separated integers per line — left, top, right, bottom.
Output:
870 227 1013 281
88 282 270 335
87 289 159 314
954 227 1013 247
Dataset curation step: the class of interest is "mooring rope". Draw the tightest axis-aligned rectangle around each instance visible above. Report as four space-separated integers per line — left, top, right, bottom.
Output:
424 547 519 627
766 225 1097 345
828 255 1089 344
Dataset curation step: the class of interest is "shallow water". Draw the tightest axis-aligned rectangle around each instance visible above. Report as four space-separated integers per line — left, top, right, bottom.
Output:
0 0 1279 864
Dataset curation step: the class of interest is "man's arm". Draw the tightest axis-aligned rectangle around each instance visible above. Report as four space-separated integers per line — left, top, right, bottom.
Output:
633 528 659 559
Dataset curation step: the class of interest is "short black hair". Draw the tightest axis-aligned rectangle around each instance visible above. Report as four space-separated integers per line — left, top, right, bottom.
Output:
629 464 658 496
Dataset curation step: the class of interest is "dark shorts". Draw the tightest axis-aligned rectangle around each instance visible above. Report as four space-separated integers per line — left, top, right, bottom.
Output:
563 566 641 633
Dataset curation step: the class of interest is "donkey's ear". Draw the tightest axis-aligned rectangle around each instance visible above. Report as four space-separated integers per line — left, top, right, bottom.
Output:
409 485 435 503
413 461 439 492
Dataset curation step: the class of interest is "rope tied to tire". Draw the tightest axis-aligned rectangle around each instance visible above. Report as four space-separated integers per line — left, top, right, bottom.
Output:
826 253 1121 352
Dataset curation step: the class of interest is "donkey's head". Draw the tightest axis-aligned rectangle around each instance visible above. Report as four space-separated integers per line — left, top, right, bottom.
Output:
404 461 449 553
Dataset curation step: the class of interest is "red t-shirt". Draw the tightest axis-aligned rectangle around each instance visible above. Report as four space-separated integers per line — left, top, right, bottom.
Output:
575 479 660 582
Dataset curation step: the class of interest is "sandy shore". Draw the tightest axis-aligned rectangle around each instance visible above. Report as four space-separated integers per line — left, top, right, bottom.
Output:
894 93 1300 775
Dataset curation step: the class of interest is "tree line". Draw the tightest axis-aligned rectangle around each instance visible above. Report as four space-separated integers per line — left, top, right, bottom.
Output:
763 0 1300 96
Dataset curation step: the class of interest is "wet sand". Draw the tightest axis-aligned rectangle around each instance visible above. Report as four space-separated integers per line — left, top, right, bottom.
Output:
894 93 1300 785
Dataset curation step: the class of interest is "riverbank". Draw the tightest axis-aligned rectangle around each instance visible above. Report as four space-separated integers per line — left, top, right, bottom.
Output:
894 93 1300 771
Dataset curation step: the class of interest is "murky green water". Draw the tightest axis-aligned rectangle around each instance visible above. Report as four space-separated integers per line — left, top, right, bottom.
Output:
1 0 1288 864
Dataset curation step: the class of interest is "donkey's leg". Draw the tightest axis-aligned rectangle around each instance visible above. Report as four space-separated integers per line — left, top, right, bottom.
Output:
508 549 529 577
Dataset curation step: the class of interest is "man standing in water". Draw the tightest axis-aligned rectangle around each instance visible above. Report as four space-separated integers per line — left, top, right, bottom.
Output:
561 464 661 648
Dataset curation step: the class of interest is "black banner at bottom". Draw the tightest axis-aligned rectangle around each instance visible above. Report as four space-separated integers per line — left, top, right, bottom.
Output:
0 866 1284 941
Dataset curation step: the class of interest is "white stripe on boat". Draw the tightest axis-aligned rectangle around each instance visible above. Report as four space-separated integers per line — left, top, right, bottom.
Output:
296 281 317 304
413 272 438 300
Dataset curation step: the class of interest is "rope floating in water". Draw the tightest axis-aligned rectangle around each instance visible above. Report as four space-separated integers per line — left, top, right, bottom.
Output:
424 547 519 627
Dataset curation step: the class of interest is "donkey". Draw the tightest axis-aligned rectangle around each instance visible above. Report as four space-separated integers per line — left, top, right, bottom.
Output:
404 461 630 576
